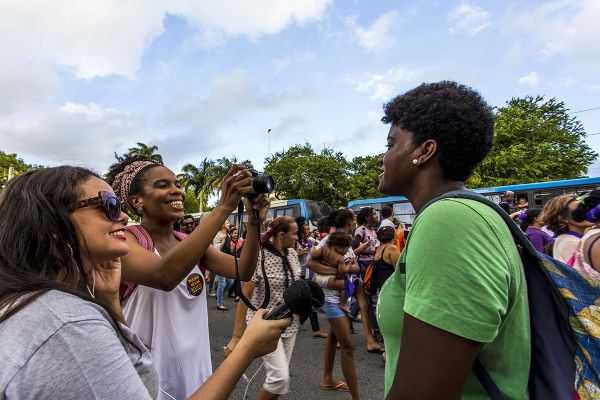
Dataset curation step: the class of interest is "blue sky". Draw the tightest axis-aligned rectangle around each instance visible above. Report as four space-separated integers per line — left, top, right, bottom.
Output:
1 0 599 177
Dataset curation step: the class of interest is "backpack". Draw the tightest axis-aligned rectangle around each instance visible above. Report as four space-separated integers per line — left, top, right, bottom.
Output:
363 262 375 295
119 225 188 301
422 190 600 400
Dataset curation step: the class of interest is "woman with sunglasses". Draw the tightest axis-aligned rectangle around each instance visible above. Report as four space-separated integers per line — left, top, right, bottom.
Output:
0 166 290 399
539 194 593 263
106 155 270 400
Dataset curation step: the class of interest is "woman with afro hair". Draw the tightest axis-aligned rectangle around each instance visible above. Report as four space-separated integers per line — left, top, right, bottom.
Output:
376 81 530 398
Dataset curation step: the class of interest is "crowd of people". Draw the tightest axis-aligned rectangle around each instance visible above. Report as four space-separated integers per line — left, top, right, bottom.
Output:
2 80 600 399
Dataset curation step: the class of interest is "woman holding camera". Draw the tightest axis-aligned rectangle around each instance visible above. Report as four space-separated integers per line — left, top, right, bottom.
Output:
0 166 290 400
106 155 270 400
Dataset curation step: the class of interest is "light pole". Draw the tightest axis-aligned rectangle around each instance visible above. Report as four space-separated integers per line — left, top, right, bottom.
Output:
267 128 272 158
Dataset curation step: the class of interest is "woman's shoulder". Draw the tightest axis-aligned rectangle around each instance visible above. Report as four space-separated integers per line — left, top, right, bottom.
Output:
0 291 115 384
6 290 110 327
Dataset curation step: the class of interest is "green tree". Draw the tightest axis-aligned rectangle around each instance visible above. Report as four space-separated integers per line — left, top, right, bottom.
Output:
0 151 39 187
179 157 253 211
114 142 164 164
178 158 215 212
183 188 200 214
205 156 253 201
347 154 382 200
264 143 350 207
472 96 598 187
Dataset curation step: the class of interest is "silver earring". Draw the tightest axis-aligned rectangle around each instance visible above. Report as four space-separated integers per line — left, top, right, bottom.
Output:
87 266 96 298
136 206 143 215
412 159 418 165
66 243 74 257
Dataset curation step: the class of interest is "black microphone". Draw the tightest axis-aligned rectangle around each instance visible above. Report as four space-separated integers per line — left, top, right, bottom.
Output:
263 280 316 320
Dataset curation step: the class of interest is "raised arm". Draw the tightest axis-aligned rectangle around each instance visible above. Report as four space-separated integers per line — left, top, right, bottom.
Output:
120 166 260 291
199 198 269 282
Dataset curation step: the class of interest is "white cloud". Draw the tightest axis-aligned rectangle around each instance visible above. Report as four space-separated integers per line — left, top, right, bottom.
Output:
0 103 162 169
448 3 491 36
159 70 312 168
271 51 317 71
503 0 600 73
349 67 423 100
518 71 540 88
0 0 331 81
346 11 401 53
0 0 332 165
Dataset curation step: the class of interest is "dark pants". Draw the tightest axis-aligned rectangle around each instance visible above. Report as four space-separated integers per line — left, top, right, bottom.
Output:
302 274 321 332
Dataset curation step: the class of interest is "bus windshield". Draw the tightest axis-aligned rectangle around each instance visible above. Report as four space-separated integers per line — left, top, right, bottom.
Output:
306 200 331 225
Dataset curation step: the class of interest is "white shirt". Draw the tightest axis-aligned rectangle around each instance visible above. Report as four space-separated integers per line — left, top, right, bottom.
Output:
553 234 581 264
122 250 211 400
379 218 396 228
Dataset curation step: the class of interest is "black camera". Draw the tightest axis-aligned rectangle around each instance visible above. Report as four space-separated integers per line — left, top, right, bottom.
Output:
248 169 275 196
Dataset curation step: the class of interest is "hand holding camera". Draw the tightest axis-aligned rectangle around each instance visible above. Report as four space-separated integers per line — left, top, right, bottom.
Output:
219 166 275 214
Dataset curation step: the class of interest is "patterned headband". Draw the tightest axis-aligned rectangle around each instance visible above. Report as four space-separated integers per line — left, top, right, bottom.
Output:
112 161 156 210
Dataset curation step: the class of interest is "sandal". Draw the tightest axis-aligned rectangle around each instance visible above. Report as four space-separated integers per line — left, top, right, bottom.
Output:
320 380 350 392
367 346 385 354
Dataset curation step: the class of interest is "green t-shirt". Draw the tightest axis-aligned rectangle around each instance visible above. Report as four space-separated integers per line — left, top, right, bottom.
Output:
377 198 530 399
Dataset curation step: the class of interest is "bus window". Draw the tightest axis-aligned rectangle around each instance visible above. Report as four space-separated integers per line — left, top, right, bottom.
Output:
306 201 331 222
393 202 415 224
266 209 274 222
532 189 566 207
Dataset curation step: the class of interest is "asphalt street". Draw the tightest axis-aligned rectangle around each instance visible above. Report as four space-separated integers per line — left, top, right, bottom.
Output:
207 295 386 400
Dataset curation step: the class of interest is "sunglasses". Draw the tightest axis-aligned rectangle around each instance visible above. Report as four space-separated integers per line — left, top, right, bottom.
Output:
182 222 194 227
70 191 125 222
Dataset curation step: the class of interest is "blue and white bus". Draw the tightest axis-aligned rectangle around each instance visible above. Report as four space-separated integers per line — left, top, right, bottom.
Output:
226 199 332 231
348 177 600 225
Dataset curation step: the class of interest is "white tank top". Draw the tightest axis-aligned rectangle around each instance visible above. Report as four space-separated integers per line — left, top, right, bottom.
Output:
122 250 211 400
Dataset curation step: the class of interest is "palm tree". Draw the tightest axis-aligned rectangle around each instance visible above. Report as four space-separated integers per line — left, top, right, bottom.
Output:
127 142 163 164
178 158 216 212
179 157 255 212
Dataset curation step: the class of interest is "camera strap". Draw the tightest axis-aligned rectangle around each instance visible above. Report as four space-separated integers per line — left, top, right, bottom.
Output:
233 201 270 311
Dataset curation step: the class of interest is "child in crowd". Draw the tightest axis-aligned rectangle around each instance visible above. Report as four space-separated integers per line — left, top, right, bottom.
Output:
310 232 356 313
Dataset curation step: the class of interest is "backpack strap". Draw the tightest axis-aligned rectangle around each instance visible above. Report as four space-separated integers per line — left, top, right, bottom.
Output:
119 225 156 301
418 190 537 399
472 359 506 400
124 224 156 252
421 190 577 399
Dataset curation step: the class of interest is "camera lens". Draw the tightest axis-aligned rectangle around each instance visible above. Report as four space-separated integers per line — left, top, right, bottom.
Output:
252 174 275 194
247 169 275 195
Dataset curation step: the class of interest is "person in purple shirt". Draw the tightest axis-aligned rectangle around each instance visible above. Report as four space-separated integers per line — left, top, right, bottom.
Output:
519 208 554 252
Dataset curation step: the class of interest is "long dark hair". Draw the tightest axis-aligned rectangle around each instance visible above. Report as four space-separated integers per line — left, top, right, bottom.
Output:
295 216 307 243
326 209 355 230
356 207 374 226
0 167 131 342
